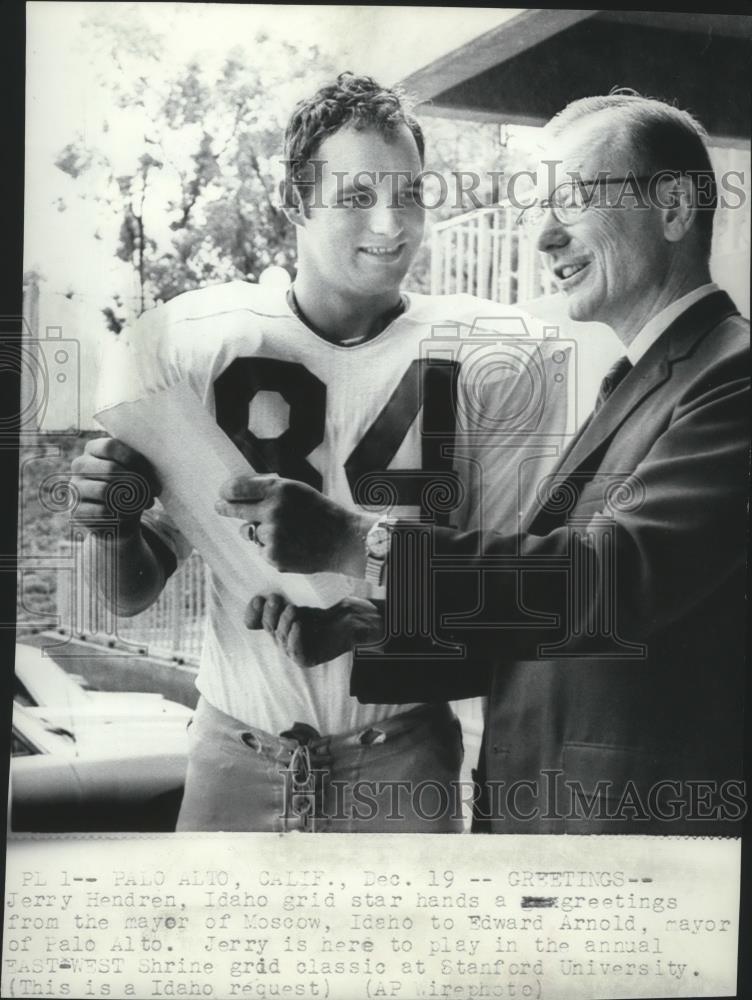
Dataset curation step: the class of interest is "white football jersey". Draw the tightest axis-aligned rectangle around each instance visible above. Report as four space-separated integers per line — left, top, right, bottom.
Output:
98 281 572 733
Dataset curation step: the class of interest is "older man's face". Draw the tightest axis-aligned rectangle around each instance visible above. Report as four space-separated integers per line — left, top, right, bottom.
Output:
535 116 670 332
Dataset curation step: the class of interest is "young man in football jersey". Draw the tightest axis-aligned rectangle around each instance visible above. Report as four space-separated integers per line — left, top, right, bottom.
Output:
70 73 564 832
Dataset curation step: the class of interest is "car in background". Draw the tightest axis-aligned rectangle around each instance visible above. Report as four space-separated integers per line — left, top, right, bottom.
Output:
14 642 193 731
10 642 191 832
10 702 188 832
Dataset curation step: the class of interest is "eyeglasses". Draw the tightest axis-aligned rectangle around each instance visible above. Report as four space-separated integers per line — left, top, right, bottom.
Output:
516 175 655 230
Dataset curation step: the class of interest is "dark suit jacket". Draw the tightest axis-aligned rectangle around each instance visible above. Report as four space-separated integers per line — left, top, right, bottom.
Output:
352 290 749 834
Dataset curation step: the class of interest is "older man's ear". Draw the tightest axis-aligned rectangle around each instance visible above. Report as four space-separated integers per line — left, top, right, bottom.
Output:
662 174 699 244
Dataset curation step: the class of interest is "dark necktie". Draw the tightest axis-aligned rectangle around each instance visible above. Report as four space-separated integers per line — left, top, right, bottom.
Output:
549 354 633 477
594 355 633 411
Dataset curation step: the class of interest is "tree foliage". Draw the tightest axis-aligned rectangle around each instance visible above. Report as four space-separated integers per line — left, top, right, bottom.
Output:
53 8 514 328
55 10 335 328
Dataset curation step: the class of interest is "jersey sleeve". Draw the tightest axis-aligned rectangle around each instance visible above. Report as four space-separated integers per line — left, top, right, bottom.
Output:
141 499 193 565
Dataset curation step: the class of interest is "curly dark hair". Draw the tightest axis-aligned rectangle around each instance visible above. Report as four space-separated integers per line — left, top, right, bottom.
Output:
282 72 425 206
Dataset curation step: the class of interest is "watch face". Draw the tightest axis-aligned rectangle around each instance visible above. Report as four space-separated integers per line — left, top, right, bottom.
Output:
368 525 390 558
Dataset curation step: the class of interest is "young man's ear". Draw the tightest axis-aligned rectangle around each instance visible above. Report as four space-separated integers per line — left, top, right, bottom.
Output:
662 174 697 244
278 178 308 228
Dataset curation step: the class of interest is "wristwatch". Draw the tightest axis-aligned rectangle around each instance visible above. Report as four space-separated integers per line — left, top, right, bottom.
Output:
364 516 396 586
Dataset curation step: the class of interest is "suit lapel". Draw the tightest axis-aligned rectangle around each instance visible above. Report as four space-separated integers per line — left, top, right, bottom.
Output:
554 354 668 479
527 290 739 527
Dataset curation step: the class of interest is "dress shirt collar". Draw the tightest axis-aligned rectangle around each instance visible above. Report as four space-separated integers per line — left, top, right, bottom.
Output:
626 282 720 365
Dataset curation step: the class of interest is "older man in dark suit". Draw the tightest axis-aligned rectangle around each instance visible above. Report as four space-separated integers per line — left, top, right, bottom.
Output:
223 93 749 835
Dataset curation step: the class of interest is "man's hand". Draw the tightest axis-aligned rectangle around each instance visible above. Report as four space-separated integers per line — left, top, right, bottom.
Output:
70 437 160 539
246 593 383 667
215 474 375 577
69 438 170 615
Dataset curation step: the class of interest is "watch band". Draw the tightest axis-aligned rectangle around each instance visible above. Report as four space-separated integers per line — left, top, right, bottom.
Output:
364 516 395 587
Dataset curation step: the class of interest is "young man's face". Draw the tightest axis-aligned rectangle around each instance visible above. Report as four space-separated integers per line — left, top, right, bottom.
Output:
294 123 425 302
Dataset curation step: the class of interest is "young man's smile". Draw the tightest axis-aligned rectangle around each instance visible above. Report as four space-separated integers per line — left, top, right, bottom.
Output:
358 241 406 261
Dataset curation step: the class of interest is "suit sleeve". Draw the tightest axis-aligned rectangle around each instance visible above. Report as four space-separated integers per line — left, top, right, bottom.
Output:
351 329 574 705
354 341 750 674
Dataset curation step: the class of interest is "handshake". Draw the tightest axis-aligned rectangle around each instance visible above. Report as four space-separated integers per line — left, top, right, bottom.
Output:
70 437 383 666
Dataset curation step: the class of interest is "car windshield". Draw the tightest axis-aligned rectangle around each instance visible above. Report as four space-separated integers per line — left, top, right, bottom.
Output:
13 644 91 708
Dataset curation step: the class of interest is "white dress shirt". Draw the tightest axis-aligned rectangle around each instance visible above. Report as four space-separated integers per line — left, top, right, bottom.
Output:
626 282 720 365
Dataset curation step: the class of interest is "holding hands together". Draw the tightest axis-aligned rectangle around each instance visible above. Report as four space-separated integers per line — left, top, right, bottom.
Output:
245 593 383 668
215 473 385 668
